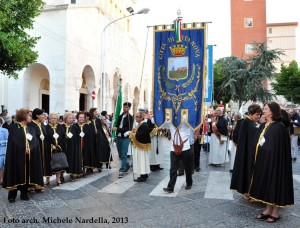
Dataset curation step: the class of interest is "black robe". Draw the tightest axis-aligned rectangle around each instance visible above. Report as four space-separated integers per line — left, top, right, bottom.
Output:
92 118 102 168
46 124 66 173
29 121 52 177
230 117 258 194
98 124 112 163
77 123 96 169
2 123 44 190
62 123 82 175
248 121 294 207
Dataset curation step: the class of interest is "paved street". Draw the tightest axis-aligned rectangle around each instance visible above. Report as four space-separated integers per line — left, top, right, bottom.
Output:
1 145 300 228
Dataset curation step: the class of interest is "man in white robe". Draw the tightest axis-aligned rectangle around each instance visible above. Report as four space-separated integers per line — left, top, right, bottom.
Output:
209 108 229 166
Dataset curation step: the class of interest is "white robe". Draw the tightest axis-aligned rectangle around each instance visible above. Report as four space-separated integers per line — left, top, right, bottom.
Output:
230 143 237 170
149 135 168 165
209 133 229 164
132 147 150 175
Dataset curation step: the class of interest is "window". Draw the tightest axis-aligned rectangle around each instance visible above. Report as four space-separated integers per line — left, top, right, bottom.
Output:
245 44 254 54
244 18 253 28
268 28 272 34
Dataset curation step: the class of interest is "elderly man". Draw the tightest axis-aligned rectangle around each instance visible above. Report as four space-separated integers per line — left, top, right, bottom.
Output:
139 108 164 172
128 112 152 182
289 109 300 162
209 107 229 166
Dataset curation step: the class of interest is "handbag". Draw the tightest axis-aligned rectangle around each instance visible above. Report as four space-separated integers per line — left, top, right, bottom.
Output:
173 129 188 155
50 146 69 172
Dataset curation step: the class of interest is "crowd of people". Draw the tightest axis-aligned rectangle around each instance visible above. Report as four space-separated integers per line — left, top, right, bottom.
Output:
0 101 298 223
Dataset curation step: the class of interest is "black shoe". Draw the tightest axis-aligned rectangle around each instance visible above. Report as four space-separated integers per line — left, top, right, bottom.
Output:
8 198 15 203
134 177 146 182
229 169 233 173
98 168 102 172
292 158 297 162
163 188 174 193
177 172 184 176
157 167 164 170
20 195 30 201
185 185 192 190
195 167 200 172
144 174 149 179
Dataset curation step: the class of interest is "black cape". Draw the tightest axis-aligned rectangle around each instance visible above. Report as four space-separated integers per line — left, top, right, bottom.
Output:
78 123 96 169
29 121 52 177
230 117 258 194
248 121 294 207
130 122 152 151
2 123 44 190
62 124 82 175
92 118 102 168
98 124 112 163
46 124 66 173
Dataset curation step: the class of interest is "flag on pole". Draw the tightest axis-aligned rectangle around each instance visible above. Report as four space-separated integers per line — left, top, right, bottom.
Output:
173 17 183 42
111 84 122 138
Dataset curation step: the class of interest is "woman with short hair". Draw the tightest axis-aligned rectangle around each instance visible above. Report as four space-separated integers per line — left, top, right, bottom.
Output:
62 112 80 181
46 112 66 186
2 109 44 202
230 104 262 200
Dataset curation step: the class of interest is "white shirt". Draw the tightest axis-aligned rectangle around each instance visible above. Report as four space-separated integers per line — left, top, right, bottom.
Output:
164 121 190 151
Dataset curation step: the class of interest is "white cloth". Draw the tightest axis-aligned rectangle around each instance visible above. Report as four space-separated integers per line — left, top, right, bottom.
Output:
164 121 190 151
132 147 150 175
209 133 229 164
230 143 237 170
291 135 298 158
149 135 168 165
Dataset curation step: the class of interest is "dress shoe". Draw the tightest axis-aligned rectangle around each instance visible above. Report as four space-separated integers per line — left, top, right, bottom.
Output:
195 167 201 172
185 185 192 190
134 177 146 182
229 169 233 173
9 198 16 203
163 188 174 193
20 195 30 201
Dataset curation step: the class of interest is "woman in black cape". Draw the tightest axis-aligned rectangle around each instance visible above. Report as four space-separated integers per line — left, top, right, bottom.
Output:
2 109 44 202
250 102 293 223
230 104 262 200
62 112 81 181
90 108 102 171
29 108 51 188
46 112 66 186
98 115 112 168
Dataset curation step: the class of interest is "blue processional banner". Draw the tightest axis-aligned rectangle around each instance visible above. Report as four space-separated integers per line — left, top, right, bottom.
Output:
153 24 206 129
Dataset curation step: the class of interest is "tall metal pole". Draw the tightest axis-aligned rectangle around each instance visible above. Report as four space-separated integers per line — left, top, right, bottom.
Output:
100 8 150 111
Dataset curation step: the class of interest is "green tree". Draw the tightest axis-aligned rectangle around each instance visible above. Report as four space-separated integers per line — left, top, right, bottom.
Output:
272 60 300 104
213 60 232 105
0 0 45 79
215 42 283 108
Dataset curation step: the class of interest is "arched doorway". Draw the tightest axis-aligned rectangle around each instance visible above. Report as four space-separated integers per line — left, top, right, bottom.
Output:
23 63 50 111
80 65 96 111
40 79 50 114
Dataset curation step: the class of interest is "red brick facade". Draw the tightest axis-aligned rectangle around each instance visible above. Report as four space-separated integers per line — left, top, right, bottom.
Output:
231 0 266 58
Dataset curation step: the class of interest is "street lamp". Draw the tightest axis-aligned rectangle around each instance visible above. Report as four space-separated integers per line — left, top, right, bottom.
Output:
100 8 150 111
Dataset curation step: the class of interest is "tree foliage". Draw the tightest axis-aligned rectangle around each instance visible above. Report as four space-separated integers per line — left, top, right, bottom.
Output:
0 0 45 79
214 42 283 108
272 60 300 104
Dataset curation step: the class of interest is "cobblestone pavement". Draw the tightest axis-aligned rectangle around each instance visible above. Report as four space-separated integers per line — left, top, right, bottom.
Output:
1 146 300 228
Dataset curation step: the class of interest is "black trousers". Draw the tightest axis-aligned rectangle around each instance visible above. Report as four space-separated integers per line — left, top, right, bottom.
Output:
194 142 202 169
167 149 193 190
8 184 28 200
178 144 194 173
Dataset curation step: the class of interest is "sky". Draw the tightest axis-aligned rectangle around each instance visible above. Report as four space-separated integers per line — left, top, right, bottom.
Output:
131 0 300 63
